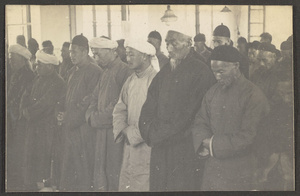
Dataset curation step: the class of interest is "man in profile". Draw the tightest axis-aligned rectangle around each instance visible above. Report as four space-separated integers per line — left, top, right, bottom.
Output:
113 39 157 191
139 30 215 191
59 42 74 81
7 43 34 191
147 30 169 69
59 34 102 191
21 50 65 191
193 33 212 65
237 37 248 57
86 37 132 191
260 32 272 44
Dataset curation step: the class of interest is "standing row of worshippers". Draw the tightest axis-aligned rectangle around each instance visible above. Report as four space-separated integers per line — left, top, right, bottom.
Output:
6 23 293 192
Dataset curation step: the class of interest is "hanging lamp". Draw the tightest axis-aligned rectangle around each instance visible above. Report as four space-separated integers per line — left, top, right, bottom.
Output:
221 6 231 12
161 5 177 25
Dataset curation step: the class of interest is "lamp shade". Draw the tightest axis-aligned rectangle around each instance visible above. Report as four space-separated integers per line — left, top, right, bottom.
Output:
161 5 178 23
221 6 231 12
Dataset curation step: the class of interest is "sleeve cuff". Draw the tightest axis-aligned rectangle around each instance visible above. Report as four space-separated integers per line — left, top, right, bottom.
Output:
209 135 214 157
126 125 144 146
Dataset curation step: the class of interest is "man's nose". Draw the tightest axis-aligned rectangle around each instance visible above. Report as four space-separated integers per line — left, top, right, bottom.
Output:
126 56 130 62
213 42 219 48
214 73 221 80
167 44 174 52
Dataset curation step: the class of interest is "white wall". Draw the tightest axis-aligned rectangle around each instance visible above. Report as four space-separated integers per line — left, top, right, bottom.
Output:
40 5 70 59
30 5 42 46
265 6 293 49
6 5 292 58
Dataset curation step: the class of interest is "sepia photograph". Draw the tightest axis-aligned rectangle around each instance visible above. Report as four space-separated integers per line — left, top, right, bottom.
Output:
5 4 294 192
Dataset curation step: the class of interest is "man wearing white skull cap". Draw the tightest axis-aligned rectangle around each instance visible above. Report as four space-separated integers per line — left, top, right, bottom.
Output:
86 37 132 191
20 49 66 191
113 38 157 191
6 44 35 191
139 30 216 191
125 39 160 72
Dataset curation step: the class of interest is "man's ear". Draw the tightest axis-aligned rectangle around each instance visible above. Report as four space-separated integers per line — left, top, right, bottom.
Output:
112 48 118 56
226 38 231 45
187 39 192 47
142 53 147 60
81 46 89 55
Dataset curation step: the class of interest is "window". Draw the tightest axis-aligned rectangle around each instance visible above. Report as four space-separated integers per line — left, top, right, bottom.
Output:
6 5 31 46
248 5 265 42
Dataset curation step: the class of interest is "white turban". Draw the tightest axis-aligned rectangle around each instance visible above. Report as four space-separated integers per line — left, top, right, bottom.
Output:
124 39 156 56
125 39 159 71
89 37 118 49
8 44 32 60
167 23 194 39
36 50 59 65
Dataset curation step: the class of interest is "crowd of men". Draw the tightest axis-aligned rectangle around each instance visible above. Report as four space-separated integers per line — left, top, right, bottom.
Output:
6 23 293 192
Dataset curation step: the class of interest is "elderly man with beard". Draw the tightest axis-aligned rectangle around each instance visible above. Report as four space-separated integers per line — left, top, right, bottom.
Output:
20 50 65 191
190 45 269 190
59 34 103 192
85 37 132 191
139 30 216 191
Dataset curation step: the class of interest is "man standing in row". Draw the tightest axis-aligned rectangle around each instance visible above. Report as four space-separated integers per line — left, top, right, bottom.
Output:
248 41 261 78
59 42 74 81
59 34 103 191
212 24 249 78
113 40 157 191
194 33 212 65
7 44 35 191
139 30 216 191
191 45 269 190
85 37 132 191
21 50 65 191
250 42 280 105
250 42 290 190
147 30 169 69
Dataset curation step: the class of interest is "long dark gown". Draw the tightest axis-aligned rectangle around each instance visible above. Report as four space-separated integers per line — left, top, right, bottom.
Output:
139 51 216 191
59 59 102 192
21 71 65 191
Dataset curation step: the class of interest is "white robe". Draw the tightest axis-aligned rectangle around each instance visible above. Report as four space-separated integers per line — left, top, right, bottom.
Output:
113 65 157 191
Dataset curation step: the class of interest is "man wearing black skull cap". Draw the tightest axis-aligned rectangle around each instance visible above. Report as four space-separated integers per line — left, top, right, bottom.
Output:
147 30 169 69
248 41 261 77
190 45 269 190
193 33 212 65
59 34 103 191
212 24 249 78
250 42 293 190
250 42 281 105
